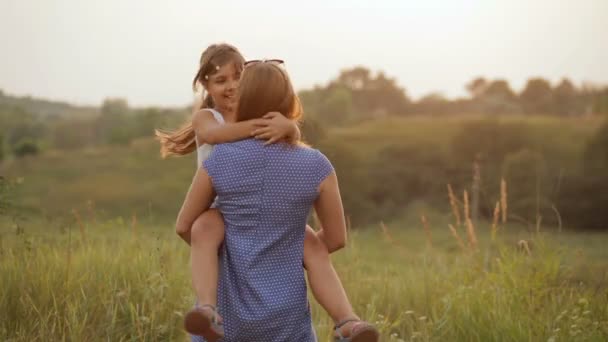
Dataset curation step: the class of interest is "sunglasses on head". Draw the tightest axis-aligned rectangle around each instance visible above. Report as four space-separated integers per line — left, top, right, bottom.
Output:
244 59 285 67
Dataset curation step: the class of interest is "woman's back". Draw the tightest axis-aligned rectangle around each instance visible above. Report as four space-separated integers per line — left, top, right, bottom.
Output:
202 138 333 342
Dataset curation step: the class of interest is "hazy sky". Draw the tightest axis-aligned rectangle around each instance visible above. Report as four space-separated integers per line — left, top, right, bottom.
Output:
1 0 607 107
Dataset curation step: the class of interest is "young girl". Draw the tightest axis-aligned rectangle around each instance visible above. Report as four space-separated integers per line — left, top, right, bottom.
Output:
157 44 378 342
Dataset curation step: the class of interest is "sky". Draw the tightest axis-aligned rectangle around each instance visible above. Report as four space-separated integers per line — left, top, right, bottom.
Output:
1 0 607 107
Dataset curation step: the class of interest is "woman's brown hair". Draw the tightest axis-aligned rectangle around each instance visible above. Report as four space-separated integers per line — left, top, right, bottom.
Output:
236 62 302 128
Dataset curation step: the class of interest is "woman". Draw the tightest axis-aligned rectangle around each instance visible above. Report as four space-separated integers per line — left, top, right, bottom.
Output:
176 60 379 341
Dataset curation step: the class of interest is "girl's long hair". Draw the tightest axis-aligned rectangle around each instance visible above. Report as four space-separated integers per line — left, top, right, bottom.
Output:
155 43 245 157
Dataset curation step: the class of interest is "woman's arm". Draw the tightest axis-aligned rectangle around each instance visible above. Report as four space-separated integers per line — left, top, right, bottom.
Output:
175 167 217 245
313 171 347 253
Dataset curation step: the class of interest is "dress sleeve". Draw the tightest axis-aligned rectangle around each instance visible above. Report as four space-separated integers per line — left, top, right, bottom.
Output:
314 149 335 187
202 145 225 185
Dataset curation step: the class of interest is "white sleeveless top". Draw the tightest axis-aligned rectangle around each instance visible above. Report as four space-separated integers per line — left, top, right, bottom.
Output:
196 108 226 166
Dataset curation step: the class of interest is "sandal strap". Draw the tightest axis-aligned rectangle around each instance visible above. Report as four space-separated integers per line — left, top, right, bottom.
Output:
334 318 362 339
198 304 221 325
334 318 361 330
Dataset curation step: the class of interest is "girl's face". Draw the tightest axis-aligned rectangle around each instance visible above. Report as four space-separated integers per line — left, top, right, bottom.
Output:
204 62 242 112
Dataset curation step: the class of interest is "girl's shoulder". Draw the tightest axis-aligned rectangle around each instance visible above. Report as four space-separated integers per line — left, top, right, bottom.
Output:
192 108 225 125
203 108 225 124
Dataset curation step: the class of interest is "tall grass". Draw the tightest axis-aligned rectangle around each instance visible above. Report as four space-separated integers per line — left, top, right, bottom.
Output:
1 214 607 341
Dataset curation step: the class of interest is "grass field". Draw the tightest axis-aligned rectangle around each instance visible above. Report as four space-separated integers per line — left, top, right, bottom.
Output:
1 115 607 341
1 213 607 341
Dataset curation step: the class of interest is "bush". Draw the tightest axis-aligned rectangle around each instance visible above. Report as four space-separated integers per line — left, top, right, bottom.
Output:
12 139 40 158
450 119 532 164
0 133 4 162
501 149 559 226
560 120 608 230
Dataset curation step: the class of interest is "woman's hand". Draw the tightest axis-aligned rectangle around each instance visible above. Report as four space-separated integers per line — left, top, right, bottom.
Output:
251 112 299 145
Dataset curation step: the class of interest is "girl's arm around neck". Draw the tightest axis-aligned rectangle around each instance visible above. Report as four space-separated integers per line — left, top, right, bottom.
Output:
193 109 264 145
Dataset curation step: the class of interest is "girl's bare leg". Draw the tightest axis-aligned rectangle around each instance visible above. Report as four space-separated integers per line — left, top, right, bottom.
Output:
303 226 358 323
190 209 224 310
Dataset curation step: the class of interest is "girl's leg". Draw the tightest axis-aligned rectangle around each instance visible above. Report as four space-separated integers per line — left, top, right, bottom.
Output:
303 226 358 325
185 209 225 341
304 226 379 340
190 209 224 312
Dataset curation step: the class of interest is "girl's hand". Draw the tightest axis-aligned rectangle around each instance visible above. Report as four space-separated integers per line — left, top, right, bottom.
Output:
251 112 298 145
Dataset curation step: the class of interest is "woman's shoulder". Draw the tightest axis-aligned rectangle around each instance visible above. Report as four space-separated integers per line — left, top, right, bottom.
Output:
289 144 332 165
210 138 261 156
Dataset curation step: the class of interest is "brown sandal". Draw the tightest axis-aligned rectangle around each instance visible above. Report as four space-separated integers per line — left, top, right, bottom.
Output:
184 304 224 342
334 318 380 342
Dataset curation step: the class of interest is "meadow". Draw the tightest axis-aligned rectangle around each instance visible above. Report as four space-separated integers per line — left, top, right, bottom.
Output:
1 115 607 341
2 211 608 341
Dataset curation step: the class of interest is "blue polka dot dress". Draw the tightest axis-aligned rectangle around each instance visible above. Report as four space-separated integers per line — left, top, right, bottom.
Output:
192 138 334 342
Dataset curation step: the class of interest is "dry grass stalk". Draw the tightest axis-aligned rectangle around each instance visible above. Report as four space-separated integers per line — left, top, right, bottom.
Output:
463 190 470 221
346 215 351 234
379 221 409 258
131 212 138 239
420 214 432 248
465 218 478 251
379 221 393 244
491 201 500 242
447 184 461 227
501 178 508 223
345 215 354 248
471 160 481 222
448 224 467 252
87 200 96 224
66 222 72 286
72 208 87 243
518 239 532 256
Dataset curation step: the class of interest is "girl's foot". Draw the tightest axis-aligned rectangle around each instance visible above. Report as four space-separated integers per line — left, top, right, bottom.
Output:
334 318 379 342
184 304 224 342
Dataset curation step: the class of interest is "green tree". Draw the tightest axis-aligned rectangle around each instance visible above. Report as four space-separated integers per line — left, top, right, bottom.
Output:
559 121 608 230
592 88 608 115
502 149 551 223
300 115 326 146
468 79 521 115
52 118 96 149
553 78 580 116
451 120 532 166
318 86 354 125
332 67 410 118
0 106 41 146
12 139 39 158
466 77 488 99
132 108 165 139
0 132 4 162
415 92 450 114
365 72 410 116
487 81 520 114
520 78 553 115
337 66 371 91
484 80 517 101
97 98 131 145
584 120 608 174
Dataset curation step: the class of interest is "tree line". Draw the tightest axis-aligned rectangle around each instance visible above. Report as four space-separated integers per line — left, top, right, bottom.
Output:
300 67 608 127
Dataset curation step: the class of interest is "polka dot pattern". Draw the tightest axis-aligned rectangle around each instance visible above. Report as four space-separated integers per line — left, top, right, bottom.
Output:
191 138 333 342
